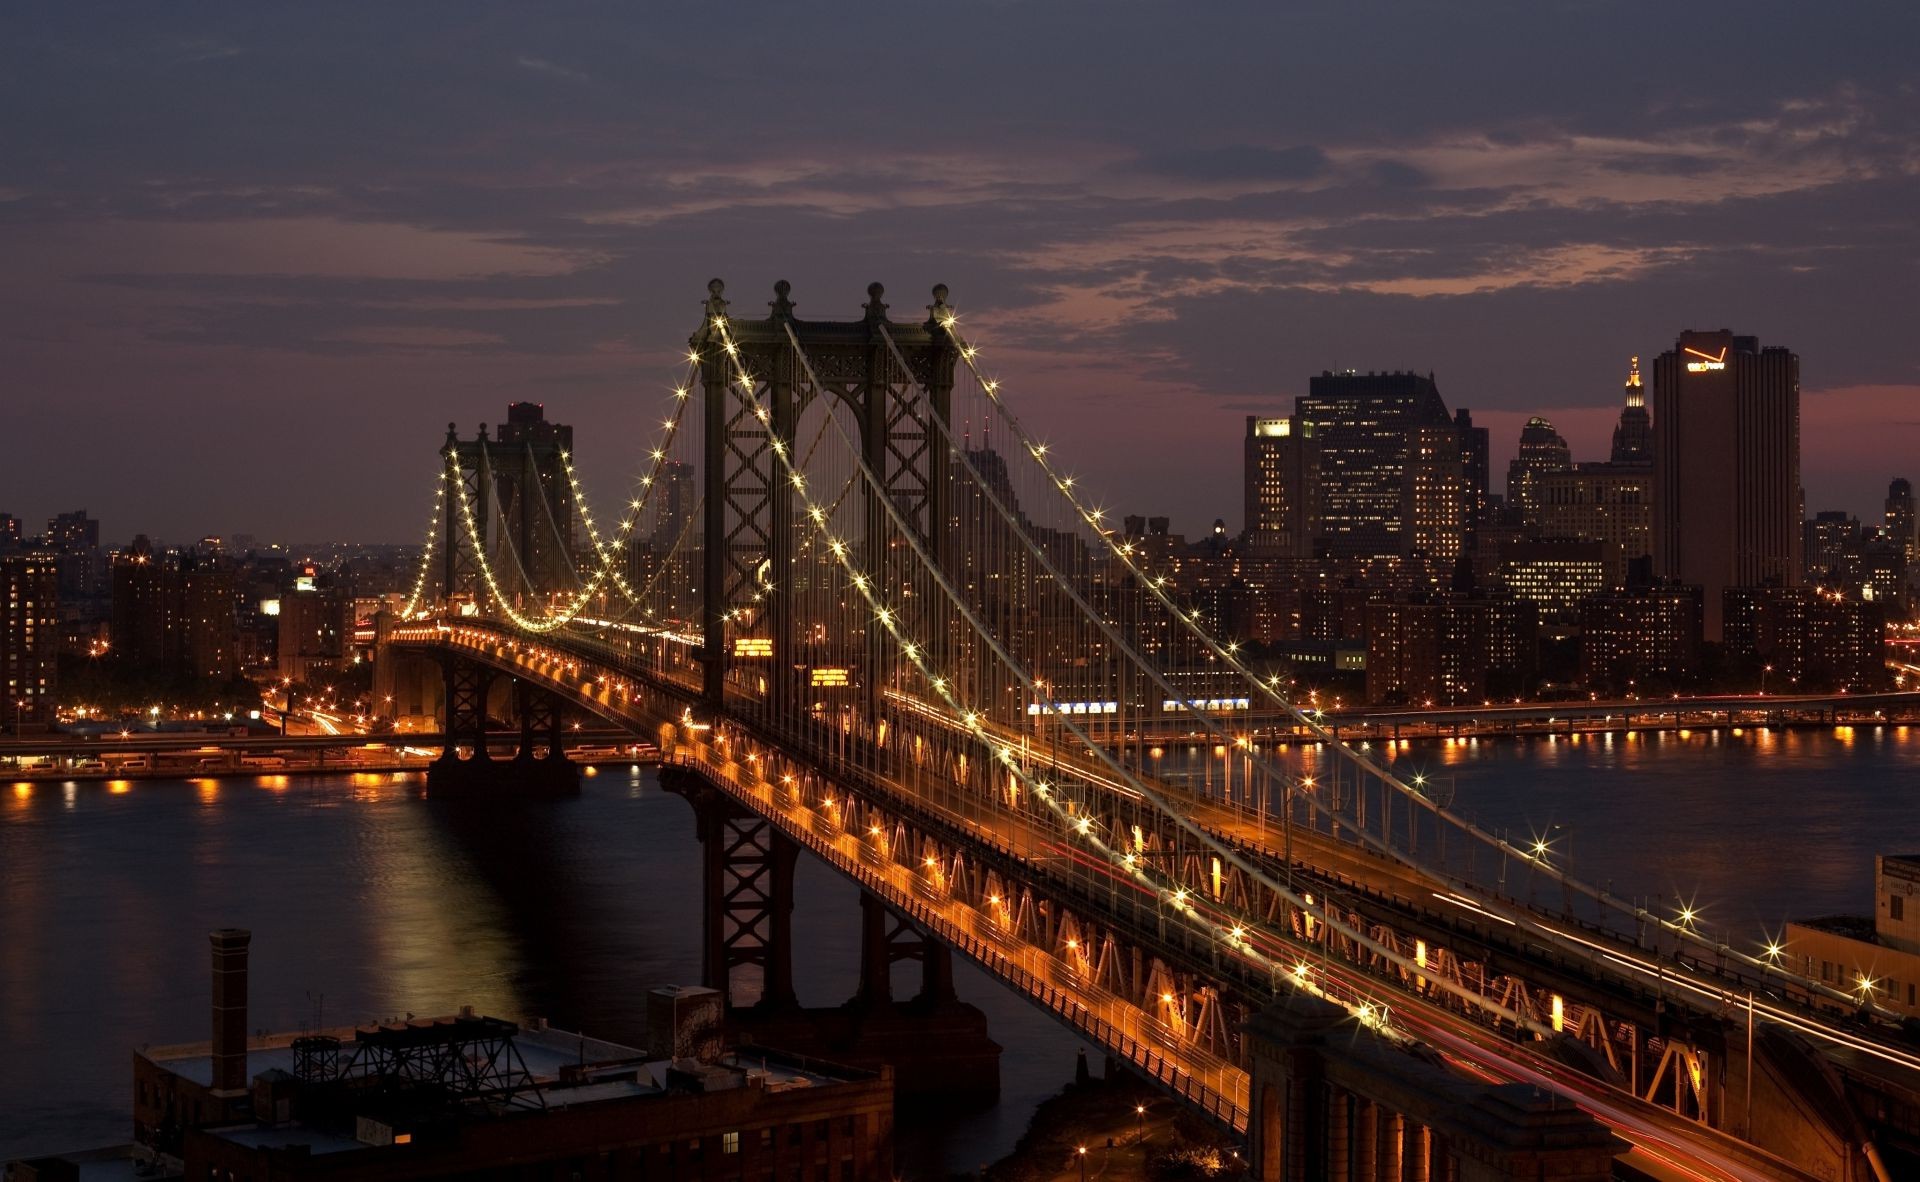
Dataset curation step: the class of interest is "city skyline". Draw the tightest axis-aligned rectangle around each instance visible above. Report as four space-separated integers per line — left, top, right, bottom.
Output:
4 3 1919 540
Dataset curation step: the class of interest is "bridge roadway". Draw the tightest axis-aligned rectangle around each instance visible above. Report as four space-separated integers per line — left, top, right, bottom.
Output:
395 620 1897 1182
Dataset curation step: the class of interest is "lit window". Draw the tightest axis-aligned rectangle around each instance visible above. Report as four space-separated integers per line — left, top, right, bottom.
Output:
724 1131 741 1155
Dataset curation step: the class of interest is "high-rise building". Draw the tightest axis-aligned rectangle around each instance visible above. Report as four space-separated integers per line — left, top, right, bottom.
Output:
179 553 239 681
111 535 173 669
1504 416 1571 523
2 554 59 729
1610 357 1652 463
1803 511 1859 585
1403 425 1466 563
1532 464 1653 586
1580 584 1702 693
1722 587 1886 692
1886 478 1916 566
1455 408 1490 535
494 402 577 602
1364 595 1537 706
651 459 696 551
0 513 21 548
1242 415 1320 556
1498 539 1607 628
45 508 105 604
277 564 353 680
1294 371 1456 560
1652 330 1801 640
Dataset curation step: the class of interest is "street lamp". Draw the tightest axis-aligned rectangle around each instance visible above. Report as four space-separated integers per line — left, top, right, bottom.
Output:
1761 664 1773 695
1076 1146 1087 1182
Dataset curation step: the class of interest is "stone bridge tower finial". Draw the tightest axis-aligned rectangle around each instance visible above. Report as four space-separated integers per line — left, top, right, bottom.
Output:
705 278 729 322
770 279 795 321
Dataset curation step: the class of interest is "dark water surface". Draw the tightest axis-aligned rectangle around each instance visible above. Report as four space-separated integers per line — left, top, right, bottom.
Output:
3 725 1916 1164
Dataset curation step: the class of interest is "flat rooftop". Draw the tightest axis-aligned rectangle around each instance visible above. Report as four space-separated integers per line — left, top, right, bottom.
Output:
146 1016 868 1130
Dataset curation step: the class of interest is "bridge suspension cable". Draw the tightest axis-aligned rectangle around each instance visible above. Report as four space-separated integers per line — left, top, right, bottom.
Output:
692 312 1522 1036
929 313 1878 1018
398 466 447 618
443 359 701 632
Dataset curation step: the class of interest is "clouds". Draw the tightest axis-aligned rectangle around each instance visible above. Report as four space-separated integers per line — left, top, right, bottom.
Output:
1 2 1917 538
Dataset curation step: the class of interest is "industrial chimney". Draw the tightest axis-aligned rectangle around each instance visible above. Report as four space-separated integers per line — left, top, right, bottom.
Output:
209 928 251 1096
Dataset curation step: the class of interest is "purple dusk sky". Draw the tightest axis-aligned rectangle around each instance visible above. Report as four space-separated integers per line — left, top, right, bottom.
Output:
4 3 1918 544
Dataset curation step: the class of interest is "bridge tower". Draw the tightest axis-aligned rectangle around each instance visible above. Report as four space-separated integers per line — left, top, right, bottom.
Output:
691 279 959 728
439 422 492 608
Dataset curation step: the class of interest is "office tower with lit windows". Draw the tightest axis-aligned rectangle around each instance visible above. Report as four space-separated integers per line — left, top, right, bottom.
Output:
2 553 59 729
1504 416 1571 524
1294 370 1458 560
1402 425 1467 563
1887 478 1916 565
1455 408 1490 534
493 402 578 602
1529 361 1654 585
1242 415 1320 556
1653 330 1801 639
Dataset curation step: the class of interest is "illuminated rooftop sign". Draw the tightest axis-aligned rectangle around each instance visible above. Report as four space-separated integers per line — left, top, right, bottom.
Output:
1683 345 1727 373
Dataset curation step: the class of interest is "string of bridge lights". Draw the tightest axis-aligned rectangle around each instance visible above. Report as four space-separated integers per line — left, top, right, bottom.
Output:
860 319 1550 1034
704 312 1472 1038
443 359 700 633
398 469 447 618
932 313 1877 1016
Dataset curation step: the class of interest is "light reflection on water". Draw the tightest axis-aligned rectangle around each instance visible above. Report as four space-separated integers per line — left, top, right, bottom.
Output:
4 729 1916 1165
0 768 1077 1172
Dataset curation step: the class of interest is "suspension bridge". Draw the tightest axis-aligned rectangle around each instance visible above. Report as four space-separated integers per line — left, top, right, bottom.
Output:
370 279 1919 1182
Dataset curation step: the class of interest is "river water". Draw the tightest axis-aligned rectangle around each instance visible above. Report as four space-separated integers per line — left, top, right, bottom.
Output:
3 724 1917 1166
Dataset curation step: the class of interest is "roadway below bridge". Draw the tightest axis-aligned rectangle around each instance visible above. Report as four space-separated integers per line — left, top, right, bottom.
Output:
397 621 1902 1181
1304 691 1920 737
0 727 654 779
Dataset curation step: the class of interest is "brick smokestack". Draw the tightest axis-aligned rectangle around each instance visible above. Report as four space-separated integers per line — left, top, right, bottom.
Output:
210 928 251 1095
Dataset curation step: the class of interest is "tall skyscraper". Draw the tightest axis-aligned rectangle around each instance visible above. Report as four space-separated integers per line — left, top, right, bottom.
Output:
494 402 577 602
45 508 104 604
1454 408 1490 535
1803 511 1859 585
1504 416 1571 523
1403 425 1467 562
1610 357 1652 463
2 554 59 729
1242 415 1320 556
0 513 20 548
1886 478 1916 565
1294 371 1456 560
1653 329 1801 640
111 535 173 669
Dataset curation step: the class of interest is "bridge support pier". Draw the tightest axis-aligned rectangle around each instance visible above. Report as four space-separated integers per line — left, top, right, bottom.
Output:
858 891 956 1007
665 772 800 1011
659 760 1000 1101
1247 993 1622 1182
425 655 578 798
